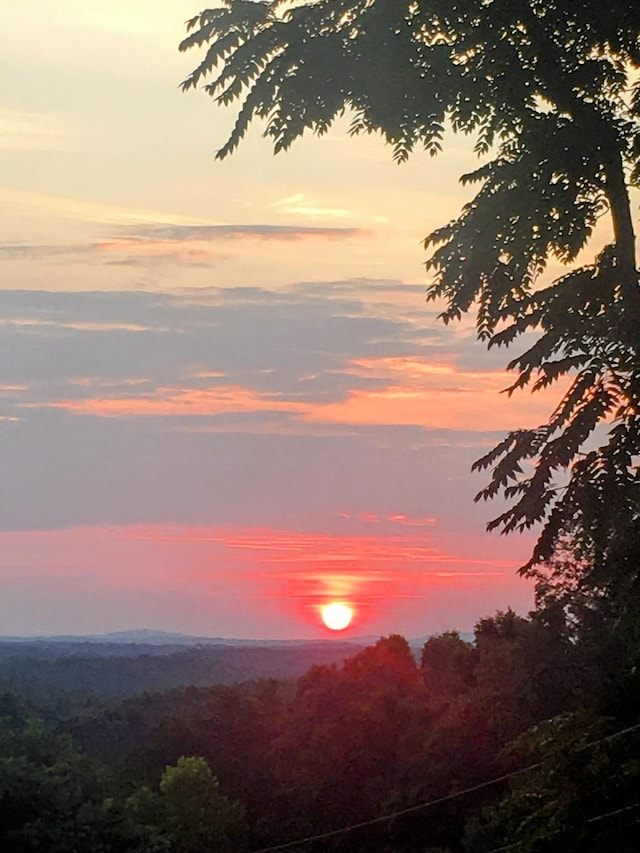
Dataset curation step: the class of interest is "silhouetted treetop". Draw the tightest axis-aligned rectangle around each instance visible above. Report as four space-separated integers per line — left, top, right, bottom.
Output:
181 2 640 592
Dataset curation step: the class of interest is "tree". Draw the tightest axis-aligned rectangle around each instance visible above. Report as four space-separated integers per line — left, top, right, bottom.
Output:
421 630 475 702
180 1 640 596
158 756 247 852
266 636 429 834
0 701 112 853
464 711 640 852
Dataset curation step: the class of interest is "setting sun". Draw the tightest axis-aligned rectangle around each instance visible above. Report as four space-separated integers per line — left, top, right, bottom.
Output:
321 602 354 631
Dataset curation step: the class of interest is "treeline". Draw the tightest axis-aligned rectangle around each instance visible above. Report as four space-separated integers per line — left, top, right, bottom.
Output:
0 640 363 698
1 605 639 851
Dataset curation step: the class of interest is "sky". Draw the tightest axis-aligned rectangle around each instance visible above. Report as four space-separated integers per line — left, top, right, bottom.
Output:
0 1 563 640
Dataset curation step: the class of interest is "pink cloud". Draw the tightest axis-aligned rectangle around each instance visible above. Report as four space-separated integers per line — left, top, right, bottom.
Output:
0 521 534 639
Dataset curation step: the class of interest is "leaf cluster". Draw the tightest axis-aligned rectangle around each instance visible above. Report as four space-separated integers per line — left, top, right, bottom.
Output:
181 2 640 584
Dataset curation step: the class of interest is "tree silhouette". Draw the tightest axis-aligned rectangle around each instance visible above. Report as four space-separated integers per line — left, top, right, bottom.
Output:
180 1 640 595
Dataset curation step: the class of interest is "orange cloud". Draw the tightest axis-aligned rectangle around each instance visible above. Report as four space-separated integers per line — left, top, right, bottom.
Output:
0 384 28 393
23 385 302 418
19 352 564 433
304 354 566 430
304 384 555 431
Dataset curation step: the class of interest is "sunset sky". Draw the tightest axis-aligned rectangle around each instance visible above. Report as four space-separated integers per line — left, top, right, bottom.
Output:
0 1 564 639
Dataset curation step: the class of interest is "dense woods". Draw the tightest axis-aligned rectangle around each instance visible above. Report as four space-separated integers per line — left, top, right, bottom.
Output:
0 638 362 698
2 582 639 850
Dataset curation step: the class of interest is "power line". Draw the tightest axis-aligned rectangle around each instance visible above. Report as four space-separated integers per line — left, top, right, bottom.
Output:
251 721 640 853
482 798 640 853
587 800 640 824
251 763 544 852
251 765 547 851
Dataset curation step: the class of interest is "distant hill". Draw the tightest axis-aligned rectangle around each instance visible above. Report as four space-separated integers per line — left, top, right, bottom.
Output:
0 629 476 699
0 628 381 647
0 635 369 698
0 629 472 648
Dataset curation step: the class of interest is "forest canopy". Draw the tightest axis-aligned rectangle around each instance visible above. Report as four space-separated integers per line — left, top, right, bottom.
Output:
2 623 639 850
180 1 640 608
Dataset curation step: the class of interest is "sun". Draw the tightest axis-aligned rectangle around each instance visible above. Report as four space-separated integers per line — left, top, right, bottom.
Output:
321 602 353 631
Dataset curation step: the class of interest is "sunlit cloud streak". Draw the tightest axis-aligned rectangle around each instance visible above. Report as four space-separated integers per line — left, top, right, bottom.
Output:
116 223 366 241
0 285 555 435
122 521 534 631
270 192 358 219
23 372 556 433
0 222 363 268
0 108 68 150
0 521 533 638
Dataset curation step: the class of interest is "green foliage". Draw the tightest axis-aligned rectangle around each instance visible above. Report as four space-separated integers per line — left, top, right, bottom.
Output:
421 630 475 701
123 681 284 824
0 701 108 852
0 638 357 698
158 756 247 852
268 636 430 833
0 694 247 852
465 712 640 852
473 609 577 739
2 612 638 851
181 0 640 603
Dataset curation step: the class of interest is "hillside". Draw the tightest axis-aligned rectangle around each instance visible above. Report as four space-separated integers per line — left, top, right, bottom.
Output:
0 636 366 697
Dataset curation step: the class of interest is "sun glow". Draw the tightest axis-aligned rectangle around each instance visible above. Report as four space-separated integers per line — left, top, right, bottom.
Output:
321 601 353 631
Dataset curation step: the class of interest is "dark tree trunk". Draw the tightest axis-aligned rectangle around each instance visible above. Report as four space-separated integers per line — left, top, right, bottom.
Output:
604 146 639 306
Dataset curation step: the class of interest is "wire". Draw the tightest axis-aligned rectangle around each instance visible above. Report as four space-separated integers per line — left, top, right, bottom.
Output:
251 764 545 852
587 800 640 824
251 720 640 853
482 799 640 853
